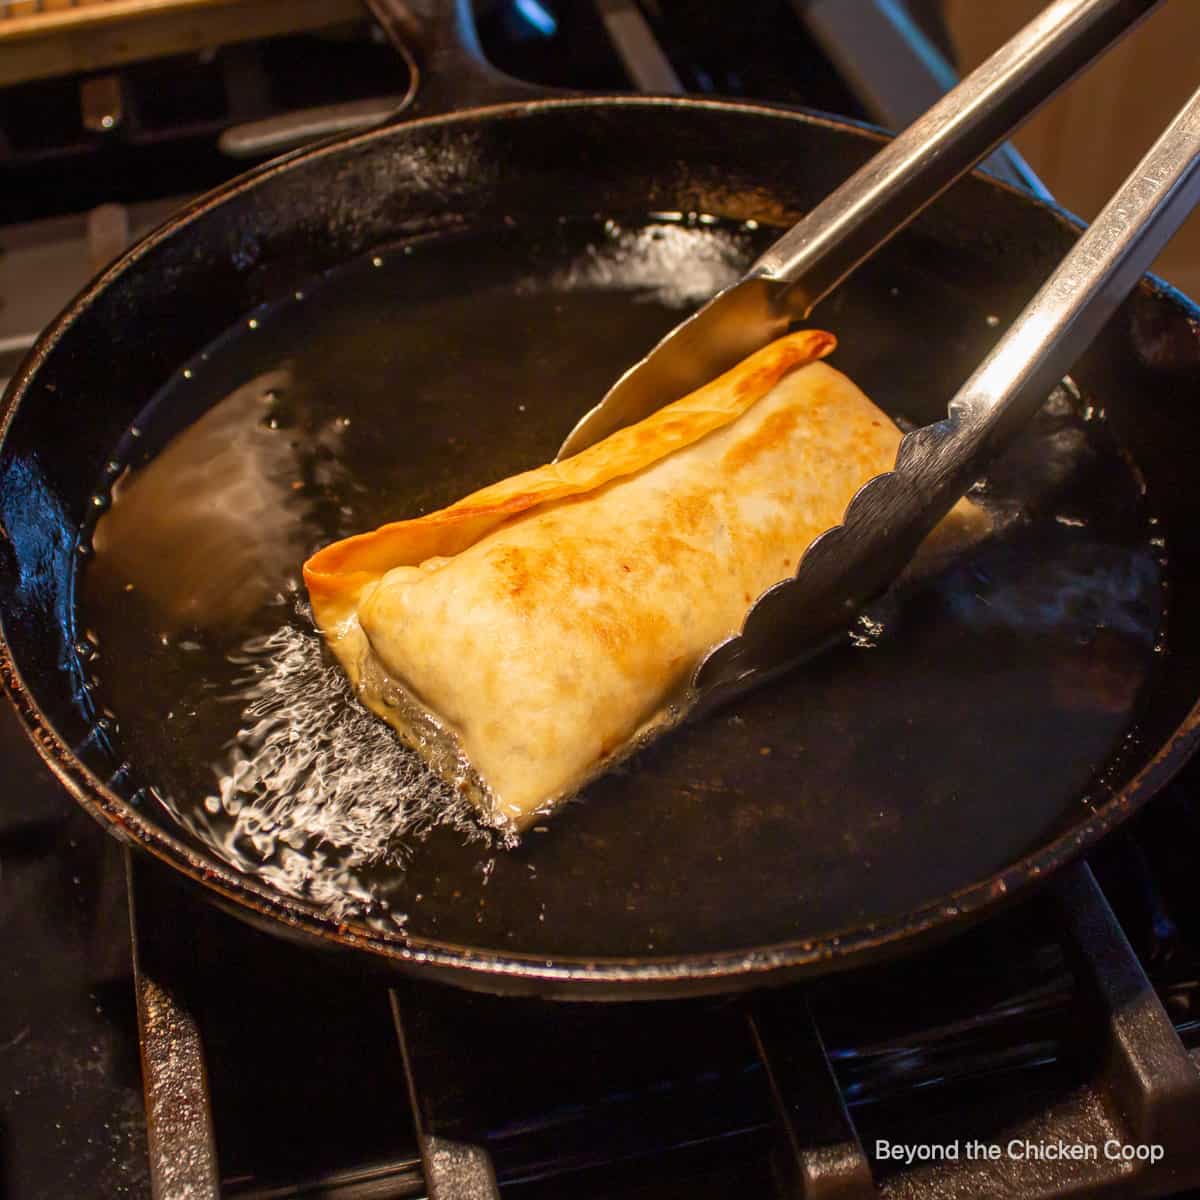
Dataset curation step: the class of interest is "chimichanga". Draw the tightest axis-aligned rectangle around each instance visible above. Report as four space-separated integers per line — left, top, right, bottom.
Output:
304 330 979 833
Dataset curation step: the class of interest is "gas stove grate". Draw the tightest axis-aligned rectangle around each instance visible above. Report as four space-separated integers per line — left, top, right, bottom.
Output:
127 843 1200 1199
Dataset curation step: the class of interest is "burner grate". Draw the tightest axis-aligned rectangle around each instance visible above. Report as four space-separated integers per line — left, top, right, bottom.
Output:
126 851 1200 1200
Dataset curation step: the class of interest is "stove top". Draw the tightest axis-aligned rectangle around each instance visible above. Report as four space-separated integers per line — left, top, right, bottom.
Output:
4 2 1200 1198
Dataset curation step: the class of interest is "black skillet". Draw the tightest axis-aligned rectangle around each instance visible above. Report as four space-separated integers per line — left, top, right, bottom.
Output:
2 2 1199 999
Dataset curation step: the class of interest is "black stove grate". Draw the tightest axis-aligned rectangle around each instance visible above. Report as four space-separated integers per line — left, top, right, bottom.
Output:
123 802 1200 1200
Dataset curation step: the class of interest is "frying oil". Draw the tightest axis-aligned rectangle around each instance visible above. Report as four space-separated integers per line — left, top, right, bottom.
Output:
76 216 1167 950
78 216 756 927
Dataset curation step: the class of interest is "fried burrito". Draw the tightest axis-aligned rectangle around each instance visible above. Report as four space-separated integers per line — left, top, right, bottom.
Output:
305 330 977 833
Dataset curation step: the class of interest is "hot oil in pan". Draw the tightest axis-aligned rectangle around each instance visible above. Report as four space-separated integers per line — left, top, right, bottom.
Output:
77 216 1166 958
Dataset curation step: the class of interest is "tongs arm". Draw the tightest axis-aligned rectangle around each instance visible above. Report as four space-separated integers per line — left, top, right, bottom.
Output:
756 0 1161 314
557 0 1162 460
694 83 1200 702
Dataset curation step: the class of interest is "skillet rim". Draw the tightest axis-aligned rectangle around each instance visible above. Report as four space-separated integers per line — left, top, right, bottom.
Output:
3 94 1200 999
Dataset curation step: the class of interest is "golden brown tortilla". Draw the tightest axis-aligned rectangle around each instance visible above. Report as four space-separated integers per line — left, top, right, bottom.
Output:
304 330 974 832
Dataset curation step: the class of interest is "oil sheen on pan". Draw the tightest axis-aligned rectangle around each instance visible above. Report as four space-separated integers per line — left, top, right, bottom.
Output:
76 215 1167 959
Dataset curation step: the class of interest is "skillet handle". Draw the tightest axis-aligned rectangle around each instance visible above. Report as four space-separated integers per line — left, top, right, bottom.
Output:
366 0 559 119
219 1 555 157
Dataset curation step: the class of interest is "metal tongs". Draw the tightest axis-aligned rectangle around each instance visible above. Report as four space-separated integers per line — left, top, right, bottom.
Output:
556 0 1200 709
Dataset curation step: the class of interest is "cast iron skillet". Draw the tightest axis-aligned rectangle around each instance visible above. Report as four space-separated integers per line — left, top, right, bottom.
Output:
2 2 1200 999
